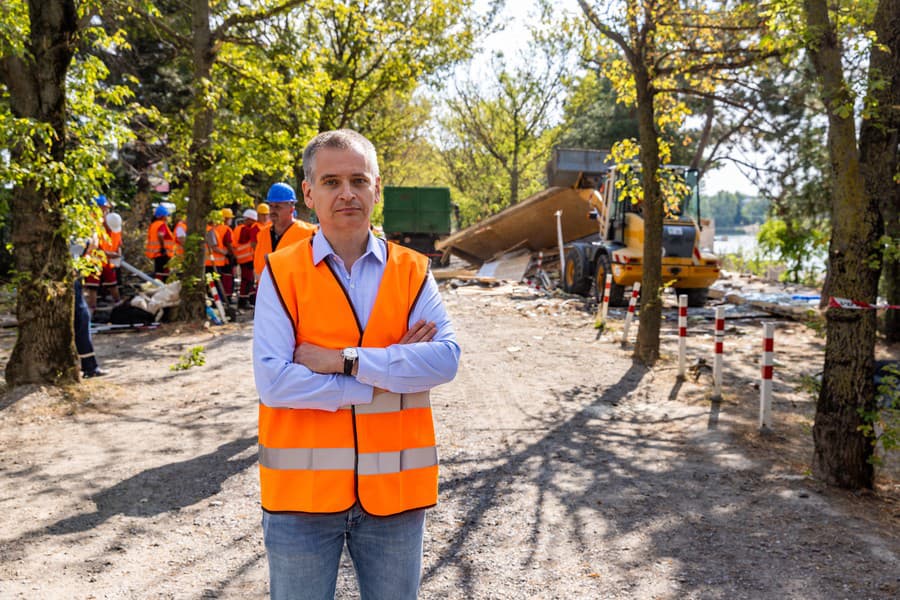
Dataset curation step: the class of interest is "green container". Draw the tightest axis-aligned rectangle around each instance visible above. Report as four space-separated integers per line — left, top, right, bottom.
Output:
382 186 452 235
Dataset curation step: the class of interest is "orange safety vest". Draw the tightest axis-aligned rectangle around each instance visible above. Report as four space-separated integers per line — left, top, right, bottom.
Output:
204 224 228 267
232 223 254 264
99 227 121 265
145 219 174 259
173 220 187 256
253 220 317 278
261 239 436 516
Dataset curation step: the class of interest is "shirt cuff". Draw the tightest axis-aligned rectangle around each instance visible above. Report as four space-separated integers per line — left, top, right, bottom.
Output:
341 373 374 407
355 347 389 388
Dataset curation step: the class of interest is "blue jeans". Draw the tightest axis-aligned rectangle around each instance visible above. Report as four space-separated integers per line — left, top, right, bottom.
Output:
262 505 425 600
73 278 98 375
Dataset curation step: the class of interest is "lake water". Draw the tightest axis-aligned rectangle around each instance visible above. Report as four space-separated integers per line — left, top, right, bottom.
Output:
713 233 759 256
712 232 827 275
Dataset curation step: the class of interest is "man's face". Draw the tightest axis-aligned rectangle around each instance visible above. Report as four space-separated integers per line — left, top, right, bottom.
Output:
302 146 380 237
269 202 295 230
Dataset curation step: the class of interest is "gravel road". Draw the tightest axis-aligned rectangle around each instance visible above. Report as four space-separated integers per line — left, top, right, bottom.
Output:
0 282 898 599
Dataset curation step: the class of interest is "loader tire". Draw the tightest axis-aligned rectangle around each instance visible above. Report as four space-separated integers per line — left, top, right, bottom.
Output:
562 247 591 295
593 254 626 306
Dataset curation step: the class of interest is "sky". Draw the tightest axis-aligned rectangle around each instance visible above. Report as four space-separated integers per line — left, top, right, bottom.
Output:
472 0 759 196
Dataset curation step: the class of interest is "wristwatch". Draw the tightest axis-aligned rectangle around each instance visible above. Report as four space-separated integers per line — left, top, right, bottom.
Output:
341 347 358 376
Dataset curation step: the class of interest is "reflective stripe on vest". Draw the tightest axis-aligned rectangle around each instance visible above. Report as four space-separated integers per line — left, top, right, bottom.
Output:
204 225 228 267
259 445 437 475
259 446 356 471
262 238 434 516
232 223 254 263
145 220 173 259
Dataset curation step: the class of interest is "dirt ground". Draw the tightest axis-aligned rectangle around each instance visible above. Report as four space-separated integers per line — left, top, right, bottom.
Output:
0 277 898 599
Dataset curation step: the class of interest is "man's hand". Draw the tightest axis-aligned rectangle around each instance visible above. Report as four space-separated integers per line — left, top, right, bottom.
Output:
293 343 342 374
399 319 436 344
292 321 436 372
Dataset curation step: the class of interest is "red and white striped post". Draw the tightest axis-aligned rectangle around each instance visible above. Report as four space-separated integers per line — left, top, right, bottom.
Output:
759 322 775 430
713 306 725 399
677 294 688 378
594 273 612 329
621 282 641 343
208 277 228 323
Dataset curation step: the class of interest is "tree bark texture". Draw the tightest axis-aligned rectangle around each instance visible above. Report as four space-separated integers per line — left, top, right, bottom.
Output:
176 0 216 322
634 62 663 366
805 0 882 489
1 0 80 385
866 0 900 343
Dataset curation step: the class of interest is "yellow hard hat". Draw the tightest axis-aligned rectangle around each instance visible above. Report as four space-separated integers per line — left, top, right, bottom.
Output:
256 203 270 215
221 207 234 219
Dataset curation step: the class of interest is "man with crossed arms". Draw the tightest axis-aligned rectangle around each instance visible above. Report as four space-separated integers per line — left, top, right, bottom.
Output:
253 128 460 600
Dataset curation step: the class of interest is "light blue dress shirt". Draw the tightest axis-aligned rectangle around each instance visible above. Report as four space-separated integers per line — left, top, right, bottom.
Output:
253 230 460 412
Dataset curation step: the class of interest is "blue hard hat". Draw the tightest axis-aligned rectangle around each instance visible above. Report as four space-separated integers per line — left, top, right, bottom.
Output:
154 204 169 218
95 195 108 207
266 182 297 203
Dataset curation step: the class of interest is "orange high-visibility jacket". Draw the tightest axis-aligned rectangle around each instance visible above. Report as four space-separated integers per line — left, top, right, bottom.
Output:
260 238 437 516
173 220 187 256
253 220 317 278
204 224 230 267
145 219 174 259
232 223 255 264
98 227 121 265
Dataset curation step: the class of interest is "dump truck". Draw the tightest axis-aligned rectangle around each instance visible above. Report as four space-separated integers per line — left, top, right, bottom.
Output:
382 186 453 264
554 148 720 306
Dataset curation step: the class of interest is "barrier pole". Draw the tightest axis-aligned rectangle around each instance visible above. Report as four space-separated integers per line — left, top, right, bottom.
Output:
555 210 565 280
677 294 688 378
207 277 229 323
713 306 725 400
713 306 725 399
595 273 612 328
759 322 775 430
621 282 641 343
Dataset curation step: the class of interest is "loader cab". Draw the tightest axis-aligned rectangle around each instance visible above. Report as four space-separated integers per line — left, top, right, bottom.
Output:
604 166 702 242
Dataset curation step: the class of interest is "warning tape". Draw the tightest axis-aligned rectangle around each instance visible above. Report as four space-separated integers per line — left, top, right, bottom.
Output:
829 297 900 310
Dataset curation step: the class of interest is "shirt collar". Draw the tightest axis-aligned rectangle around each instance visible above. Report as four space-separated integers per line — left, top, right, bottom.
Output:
312 229 386 266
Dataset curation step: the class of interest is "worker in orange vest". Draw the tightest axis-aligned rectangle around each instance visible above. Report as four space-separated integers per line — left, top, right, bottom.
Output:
252 182 317 280
233 208 260 308
145 204 174 281
84 195 122 312
217 207 237 299
252 129 460 599
172 210 187 257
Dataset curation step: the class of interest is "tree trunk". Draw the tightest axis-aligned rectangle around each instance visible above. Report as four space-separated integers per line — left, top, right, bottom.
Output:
634 63 663 366
1 1 80 386
176 0 216 321
805 0 882 489
869 0 900 343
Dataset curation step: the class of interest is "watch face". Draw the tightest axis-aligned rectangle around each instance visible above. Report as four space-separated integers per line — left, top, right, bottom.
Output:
343 348 358 360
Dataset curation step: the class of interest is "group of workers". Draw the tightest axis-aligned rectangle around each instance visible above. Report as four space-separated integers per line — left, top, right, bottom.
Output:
143 181 318 309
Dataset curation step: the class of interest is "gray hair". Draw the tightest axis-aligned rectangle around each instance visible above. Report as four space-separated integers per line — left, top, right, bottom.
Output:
302 129 380 182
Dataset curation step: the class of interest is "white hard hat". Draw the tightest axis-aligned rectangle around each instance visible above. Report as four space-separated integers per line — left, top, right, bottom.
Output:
243 209 258 221
105 212 123 233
